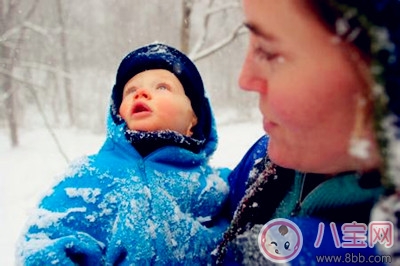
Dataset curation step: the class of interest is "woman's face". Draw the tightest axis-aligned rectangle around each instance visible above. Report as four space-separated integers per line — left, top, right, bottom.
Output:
240 0 379 174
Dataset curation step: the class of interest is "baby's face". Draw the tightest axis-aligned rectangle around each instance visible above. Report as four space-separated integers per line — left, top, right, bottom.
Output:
119 69 197 136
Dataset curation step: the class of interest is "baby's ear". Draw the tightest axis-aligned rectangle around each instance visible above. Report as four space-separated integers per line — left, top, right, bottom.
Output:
186 114 198 137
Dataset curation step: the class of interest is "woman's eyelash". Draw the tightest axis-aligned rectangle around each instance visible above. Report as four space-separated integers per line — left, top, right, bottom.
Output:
253 44 287 65
254 47 279 61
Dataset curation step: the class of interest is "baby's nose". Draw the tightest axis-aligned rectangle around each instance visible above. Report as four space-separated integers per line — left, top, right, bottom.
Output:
134 88 150 99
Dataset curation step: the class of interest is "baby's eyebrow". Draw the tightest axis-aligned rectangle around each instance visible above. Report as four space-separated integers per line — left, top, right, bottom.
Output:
244 22 277 42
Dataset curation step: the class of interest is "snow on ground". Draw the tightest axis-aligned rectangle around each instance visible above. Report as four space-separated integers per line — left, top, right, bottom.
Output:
0 120 264 265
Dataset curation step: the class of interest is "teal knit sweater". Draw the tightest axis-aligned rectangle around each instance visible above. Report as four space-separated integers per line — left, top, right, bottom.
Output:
274 171 384 223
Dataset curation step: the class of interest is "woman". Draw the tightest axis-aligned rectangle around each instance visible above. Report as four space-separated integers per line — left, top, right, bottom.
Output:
216 0 400 265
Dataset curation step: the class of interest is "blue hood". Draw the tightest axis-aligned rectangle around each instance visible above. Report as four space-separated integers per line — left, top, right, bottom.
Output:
110 43 212 144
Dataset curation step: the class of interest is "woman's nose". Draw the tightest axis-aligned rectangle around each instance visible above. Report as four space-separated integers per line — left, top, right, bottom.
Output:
134 88 150 99
239 51 268 94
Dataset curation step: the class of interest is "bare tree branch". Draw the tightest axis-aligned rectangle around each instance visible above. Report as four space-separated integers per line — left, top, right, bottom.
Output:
0 58 73 78
23 21 57 39
188 0 244 61
0 68 70 163
0 25 21 43
56 0 74 126
180 0 194 53
3 0 20 25
188 0 214 58
0 21 58 47
3 0 39 147
206 2 240 16
191 22 246 62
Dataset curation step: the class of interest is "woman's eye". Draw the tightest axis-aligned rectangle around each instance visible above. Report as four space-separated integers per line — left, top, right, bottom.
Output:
255 47 277 60
254 47 284 64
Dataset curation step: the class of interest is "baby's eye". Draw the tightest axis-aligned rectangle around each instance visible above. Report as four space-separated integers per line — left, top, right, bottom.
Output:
156 84 169 90
123 87 137 97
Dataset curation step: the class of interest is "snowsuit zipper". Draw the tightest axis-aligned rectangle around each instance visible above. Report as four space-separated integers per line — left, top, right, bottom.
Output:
137 158 157 266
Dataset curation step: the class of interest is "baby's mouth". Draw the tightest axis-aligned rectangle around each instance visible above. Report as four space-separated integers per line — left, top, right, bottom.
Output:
132 102 151 114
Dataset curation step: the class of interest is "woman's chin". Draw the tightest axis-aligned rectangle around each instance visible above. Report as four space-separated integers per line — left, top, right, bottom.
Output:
267 142 305 171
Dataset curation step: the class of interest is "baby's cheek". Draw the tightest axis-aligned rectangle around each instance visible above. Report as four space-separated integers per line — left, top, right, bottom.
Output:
118 102 129 120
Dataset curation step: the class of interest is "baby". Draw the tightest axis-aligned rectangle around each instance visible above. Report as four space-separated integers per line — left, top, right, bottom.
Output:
17 43 230 265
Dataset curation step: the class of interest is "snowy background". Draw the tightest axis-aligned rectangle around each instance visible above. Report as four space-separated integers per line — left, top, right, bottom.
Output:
0 1 265 264
0 116 264 265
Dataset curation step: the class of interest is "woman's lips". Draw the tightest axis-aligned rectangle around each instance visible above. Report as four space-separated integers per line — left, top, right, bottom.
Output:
263 118 277 133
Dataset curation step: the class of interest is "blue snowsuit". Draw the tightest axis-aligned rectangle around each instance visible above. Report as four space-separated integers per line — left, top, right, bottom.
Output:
17 97 230 265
